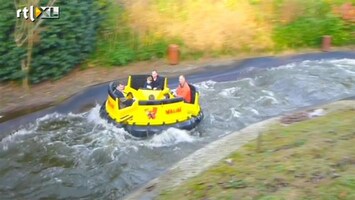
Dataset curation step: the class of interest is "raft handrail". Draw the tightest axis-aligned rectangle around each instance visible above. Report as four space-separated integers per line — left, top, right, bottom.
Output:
138 97 184 105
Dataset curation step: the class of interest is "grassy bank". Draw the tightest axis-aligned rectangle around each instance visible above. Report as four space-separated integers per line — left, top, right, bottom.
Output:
158 109 355 200
91 0 355 66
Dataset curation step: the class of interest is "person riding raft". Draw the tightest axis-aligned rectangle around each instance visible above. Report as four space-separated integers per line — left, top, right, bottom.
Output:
176 75 191 103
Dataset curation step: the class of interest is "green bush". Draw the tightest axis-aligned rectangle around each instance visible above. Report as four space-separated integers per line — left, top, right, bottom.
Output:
273 14 353 49
94 33 169 66
90 1 175 66
272 0 354 50
0 1 25 82
0 0 107 83
29 0 107 83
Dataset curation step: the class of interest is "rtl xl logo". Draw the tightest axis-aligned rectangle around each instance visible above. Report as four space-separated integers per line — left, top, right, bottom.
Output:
16 6 60 22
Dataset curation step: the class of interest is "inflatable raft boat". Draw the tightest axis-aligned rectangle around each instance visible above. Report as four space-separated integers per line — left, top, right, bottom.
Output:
100 75 203 137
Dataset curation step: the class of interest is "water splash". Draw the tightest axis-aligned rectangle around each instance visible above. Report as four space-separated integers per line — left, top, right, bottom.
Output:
145 128 196 148
0 129 33 151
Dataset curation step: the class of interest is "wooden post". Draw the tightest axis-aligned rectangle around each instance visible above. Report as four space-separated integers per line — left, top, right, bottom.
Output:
167 44 180 65
322 35 332 52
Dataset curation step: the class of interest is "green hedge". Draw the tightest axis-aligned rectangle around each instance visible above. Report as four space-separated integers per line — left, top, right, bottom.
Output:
0 1 26 82
272 0 354 49
0 0 107 83
102 36 169 66
273 15 354 49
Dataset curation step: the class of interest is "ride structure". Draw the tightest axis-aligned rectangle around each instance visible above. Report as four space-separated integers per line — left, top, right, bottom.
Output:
100 75 203 137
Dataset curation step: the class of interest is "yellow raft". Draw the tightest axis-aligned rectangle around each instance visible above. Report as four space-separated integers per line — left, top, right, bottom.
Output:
100 75 203 137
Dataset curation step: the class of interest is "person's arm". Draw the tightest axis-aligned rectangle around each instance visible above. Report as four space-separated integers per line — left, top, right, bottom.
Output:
152 81 157 90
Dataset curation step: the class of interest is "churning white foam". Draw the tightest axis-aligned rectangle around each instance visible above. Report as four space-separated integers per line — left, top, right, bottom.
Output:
218 87 240 97
236 77 255 86
230 108 241 118
246 107 260 115
86 104 127 134
268 59 355 73
255 96 279 105
267 62 297 71
85 105 197 150
86 104 104 123
0 129 33 151
261 90 275 97
0 112 65 149
196 80 217 91
328 58 355 66
145 128 196 148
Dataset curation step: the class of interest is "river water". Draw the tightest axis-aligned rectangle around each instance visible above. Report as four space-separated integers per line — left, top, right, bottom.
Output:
0 59 354 199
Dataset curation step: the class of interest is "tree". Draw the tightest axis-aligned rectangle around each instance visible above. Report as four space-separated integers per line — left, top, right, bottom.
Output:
14 0 57 90
0 0 106 85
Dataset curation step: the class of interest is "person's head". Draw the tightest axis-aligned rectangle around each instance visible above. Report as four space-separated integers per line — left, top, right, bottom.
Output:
147 76 152 83
116 82 125 91
148 94 155 100
179 75 186 86
152 70 158 80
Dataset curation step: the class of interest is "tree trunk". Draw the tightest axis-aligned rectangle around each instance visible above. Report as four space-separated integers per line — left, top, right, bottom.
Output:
15 0 57 90
23 22 34 91
21 59 29 90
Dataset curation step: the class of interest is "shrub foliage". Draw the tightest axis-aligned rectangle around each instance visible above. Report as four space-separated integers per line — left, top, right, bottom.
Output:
0 0 106 83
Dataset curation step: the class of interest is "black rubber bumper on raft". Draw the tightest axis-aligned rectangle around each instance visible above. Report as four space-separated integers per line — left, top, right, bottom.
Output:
99 102 204 138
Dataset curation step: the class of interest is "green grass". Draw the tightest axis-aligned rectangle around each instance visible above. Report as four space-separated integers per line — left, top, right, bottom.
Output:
157 109 355 200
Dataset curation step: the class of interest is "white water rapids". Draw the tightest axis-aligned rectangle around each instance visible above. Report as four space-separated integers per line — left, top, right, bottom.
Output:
0 59 354 199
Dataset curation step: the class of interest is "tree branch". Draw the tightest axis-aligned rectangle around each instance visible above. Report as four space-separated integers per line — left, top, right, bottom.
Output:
14 0 58 47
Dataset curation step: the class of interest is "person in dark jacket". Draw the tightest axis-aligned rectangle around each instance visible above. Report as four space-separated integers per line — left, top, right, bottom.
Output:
113 82 133 108
151 70 164 90
113 82 125 99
